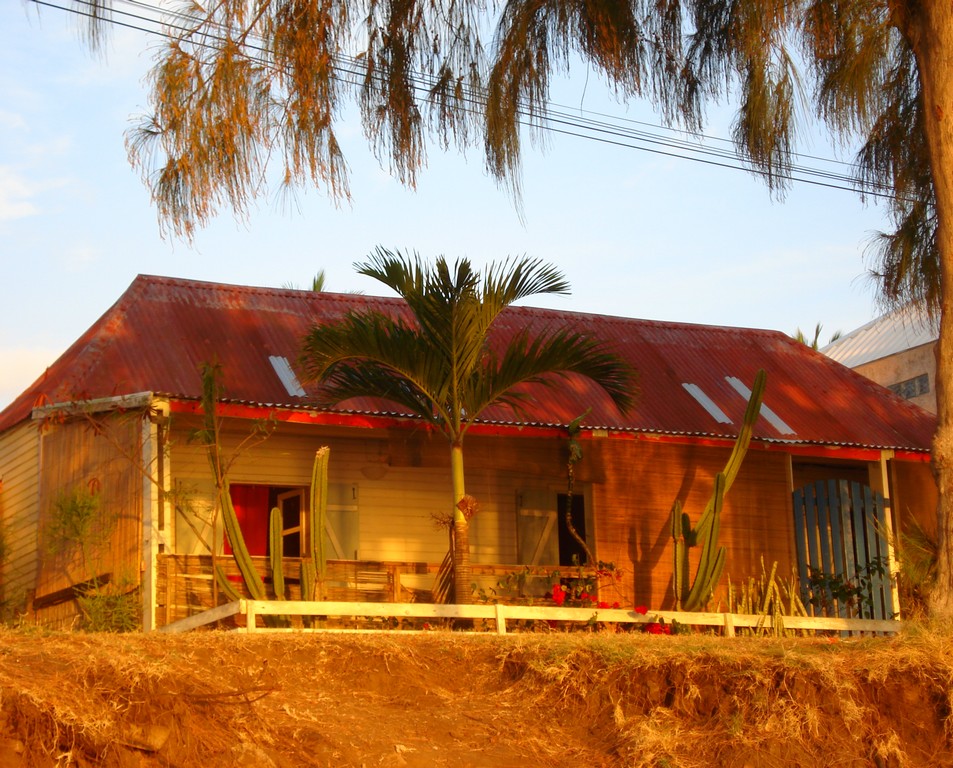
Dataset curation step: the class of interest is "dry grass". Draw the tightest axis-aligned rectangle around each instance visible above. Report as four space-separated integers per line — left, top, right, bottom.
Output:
0 624 952 766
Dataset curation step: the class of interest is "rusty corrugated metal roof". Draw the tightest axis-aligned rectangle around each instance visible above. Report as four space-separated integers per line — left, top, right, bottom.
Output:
0 274 935 452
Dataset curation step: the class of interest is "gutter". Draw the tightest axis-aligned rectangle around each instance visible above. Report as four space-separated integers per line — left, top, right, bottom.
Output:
30 391 162 421
164 396 932 463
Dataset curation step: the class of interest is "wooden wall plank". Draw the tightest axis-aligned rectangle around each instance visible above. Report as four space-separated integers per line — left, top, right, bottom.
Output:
34 413 144 610
0 422 40 616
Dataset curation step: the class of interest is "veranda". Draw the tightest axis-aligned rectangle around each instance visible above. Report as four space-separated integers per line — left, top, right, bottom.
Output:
155 554 900 637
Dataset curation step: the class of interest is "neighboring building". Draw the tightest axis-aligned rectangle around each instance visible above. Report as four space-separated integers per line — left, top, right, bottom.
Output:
823 305 938 414
0 276 938 630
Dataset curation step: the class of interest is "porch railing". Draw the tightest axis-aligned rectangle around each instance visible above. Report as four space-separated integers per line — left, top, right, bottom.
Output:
158 598 902 637
155 554 901 636
155 553 560 628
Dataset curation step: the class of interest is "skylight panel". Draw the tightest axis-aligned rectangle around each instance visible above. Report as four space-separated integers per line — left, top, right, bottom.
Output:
682 383 732 424
270 355 306 397
724 376 795 435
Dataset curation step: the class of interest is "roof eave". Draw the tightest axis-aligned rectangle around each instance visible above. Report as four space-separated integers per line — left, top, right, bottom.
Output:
160 395 932 460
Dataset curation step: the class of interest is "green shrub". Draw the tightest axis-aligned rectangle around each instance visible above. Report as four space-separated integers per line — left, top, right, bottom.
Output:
77 583 139 633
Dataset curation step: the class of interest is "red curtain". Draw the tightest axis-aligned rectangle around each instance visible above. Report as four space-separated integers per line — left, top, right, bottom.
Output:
225 484 270 556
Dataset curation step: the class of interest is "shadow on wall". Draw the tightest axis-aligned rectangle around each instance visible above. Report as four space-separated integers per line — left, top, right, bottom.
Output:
628 515 675 609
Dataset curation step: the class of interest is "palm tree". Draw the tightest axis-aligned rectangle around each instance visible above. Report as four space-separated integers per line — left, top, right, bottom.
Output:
793 324 843 351
299 248 636 604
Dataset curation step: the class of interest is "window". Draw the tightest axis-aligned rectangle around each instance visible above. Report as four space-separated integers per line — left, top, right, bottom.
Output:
324 484 360 560
275 489 306 557
227 483 359 560
888 373 929 400
556 494 588 567
517 490 589 567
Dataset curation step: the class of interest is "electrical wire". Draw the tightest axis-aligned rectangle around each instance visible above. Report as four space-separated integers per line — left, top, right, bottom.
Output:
29 0 898 200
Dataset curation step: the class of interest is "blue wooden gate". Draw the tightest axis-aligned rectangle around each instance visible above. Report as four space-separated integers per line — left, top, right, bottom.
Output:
792 480 894 620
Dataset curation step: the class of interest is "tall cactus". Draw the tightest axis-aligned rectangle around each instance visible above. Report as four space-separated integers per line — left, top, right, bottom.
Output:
213 479 267 600
198 363 269 601
198 361 334 611
269 506 286 600
672 369 766 611
301 447 330 602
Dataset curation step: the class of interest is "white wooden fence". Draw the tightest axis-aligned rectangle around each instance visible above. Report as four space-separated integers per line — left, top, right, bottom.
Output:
158 599 902 636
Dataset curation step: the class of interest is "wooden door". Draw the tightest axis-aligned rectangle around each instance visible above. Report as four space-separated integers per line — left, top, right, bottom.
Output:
792 480 894 620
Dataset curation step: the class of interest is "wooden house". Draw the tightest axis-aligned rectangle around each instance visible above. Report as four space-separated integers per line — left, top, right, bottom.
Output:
0 275 938 630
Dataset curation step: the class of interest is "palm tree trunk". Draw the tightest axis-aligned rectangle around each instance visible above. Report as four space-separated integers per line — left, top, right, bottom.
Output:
450 442 472 605
909 1 953 617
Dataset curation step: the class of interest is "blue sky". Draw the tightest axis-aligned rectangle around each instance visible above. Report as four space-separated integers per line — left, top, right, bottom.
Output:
1 1 893 411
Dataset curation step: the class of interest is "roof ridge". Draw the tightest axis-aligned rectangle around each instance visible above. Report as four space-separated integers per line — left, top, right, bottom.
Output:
135 275 786 335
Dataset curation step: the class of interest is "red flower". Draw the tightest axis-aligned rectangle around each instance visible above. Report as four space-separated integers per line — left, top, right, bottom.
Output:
597 601 609 609
645 622 672 635
552 584 566 606
612 602 621 609
634 605 648 615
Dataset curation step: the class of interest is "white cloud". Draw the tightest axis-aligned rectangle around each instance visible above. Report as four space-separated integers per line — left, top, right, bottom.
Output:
0 166 40 221
60 246 101 272
0 165 73 222
0 111 27 131
22 135 73 163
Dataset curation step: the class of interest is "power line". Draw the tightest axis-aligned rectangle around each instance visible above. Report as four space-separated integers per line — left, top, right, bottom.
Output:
31 0 897 200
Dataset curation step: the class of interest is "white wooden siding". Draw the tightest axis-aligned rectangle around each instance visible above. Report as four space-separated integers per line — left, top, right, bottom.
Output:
164 423 558 567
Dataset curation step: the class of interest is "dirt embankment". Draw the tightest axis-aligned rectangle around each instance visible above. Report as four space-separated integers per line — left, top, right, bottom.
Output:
0 627 951 767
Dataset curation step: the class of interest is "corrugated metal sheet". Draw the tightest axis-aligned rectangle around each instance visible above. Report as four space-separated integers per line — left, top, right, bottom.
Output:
823 304 938 368
0 274 935 452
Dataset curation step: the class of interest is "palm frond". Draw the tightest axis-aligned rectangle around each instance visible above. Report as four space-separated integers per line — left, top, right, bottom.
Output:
299 310 452 424
463 328 637 428
354 248 427 300
482 256 570 310
302 252 637 443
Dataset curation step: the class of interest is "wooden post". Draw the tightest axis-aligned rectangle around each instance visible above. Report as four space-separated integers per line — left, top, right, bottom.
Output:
164 555 174 627
494 603 507 635
140 408 159 632
391 564 401 603
723 612 735 637
872 451 902 618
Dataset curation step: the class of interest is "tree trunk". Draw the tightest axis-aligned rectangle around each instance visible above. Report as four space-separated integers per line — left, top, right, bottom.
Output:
908 1 953 617
452 518 471 605
450 442 472 605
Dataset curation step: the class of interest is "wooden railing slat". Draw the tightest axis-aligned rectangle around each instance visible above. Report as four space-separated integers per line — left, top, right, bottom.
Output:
157 599 902 636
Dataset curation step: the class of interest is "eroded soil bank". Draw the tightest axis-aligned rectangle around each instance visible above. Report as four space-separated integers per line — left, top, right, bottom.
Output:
0 627 951 767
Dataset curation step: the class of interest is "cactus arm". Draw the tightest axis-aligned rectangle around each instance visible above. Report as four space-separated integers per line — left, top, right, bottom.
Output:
671 500 688 610
214 565 244 602
269 507 286 600
683 473 727 610
198 364 267 602
219 480 267 600
310 448 330 579
692 369 766 542
721 368 767 491
301 559 316 602
671 370 766 611
296 447 330 609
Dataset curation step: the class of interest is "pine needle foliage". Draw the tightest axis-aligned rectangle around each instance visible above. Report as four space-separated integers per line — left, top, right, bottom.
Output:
76 0 941 317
